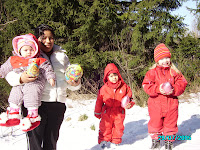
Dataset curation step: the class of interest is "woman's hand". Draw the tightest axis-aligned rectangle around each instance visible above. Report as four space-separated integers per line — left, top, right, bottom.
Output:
49 79 55 87
20 71 37 83
66 78 81 86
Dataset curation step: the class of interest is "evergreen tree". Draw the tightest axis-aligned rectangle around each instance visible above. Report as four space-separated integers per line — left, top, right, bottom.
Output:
0 0 199 108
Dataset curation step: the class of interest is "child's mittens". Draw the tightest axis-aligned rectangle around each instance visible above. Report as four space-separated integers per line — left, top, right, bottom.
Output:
49 79 55 87
94 113 101 119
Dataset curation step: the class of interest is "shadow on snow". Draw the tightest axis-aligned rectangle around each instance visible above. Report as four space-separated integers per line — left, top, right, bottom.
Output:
89 119 148 150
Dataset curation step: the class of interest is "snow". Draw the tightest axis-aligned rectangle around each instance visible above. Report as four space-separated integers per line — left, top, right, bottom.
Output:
1 92 200 150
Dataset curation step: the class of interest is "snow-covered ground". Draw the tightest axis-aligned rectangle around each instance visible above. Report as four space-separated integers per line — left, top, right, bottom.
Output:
0 92 200 150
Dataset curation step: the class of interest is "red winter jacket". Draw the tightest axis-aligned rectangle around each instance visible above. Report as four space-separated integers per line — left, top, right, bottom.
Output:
94 63 133 144
94 63 132 118
142 66 187 99
142 65 187 136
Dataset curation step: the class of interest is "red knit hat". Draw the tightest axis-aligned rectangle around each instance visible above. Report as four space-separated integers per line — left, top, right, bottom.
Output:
154 43 171 62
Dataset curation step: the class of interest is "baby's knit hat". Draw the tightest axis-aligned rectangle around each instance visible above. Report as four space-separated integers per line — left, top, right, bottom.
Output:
154 43 171 62
17 39 36 53
12 34 39 58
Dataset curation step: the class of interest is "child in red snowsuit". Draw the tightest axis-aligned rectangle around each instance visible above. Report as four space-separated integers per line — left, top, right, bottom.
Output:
142 43 187 150
94 63 135 149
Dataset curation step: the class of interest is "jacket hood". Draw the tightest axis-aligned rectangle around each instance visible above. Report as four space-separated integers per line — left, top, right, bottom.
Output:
103 63 125 84
12 33 40 58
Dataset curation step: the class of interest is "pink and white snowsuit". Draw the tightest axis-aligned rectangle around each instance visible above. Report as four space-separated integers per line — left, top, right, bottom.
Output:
0 34 55 109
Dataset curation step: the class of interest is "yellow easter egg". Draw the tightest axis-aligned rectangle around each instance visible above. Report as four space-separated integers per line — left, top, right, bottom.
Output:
27 62 39 77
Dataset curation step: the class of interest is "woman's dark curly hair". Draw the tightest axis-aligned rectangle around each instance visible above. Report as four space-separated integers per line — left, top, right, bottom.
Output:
35 24 55 39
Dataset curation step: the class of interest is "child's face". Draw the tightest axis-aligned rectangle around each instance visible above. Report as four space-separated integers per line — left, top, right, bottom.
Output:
20 45 35 58
38 30 54 53
108 73 119 83
157 57 171 67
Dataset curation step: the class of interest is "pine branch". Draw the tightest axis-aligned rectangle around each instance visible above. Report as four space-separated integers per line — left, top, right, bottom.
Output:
0 19 17 31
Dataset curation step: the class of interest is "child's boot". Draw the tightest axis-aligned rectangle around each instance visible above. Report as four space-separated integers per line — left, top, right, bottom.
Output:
100 141 108 150
165 141 173 150
20 108 41 132
150 139 161 150
110 143 119 149
0 107 21 127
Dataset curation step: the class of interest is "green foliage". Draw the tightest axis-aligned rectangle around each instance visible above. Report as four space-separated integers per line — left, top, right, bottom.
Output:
90 124 95 131
189 0 200 30
78 114 88 121
0 0 199 108
65 117 72 121
0 79 11 112
172 35 200 83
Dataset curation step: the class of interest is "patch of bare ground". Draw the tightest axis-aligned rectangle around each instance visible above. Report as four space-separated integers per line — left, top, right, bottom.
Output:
66 89 97 100
178 86 200 103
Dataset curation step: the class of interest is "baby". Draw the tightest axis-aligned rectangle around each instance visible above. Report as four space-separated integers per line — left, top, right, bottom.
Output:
0 33 56 132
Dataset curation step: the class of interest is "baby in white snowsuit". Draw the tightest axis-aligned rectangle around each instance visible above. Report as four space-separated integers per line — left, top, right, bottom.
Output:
0 33 56 132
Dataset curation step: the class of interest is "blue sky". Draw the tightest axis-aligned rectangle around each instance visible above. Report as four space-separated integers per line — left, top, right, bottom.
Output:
171 0 197 31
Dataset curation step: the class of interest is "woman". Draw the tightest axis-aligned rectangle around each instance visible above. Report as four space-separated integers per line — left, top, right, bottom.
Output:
6 24 81 150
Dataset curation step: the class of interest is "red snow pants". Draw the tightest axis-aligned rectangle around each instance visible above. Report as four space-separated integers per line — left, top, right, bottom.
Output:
98 106 125 144
148 97 178 141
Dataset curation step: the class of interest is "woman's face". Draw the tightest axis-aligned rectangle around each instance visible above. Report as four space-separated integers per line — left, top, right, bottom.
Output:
38 30 54 53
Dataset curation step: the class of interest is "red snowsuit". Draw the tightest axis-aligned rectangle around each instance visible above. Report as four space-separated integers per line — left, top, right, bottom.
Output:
94 63 132 144
142 65 187 140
